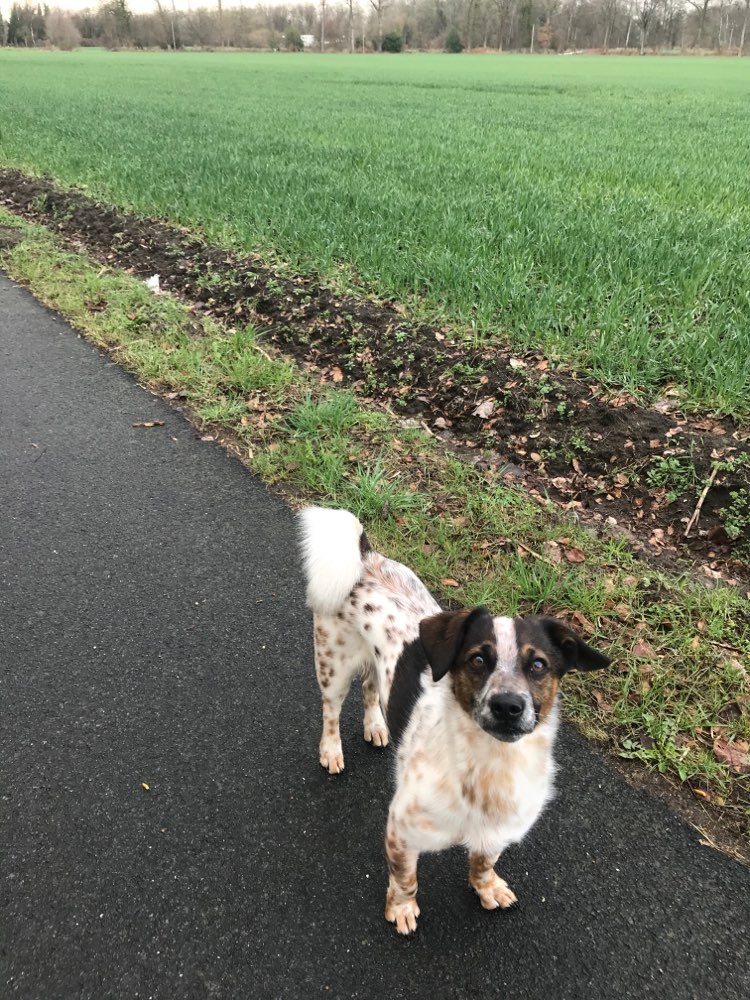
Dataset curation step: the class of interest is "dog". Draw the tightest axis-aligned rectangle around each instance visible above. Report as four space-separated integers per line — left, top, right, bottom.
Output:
298 506 610 934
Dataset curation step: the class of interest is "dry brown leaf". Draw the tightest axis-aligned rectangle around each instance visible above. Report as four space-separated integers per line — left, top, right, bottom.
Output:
570 611 594 631
472 399 495 419
564 547 586 564
132 420 165 428
441 577 460 588
674 733 697 750
592 689 611 711
713 735 750 774
331 366 344 383
631 639 655 658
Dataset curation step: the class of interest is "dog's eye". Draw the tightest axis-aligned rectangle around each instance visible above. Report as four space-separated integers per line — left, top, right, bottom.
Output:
470 653 485 669
530 658 548 675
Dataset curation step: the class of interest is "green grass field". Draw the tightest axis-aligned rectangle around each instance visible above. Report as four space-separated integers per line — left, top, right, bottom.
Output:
1 49 749 414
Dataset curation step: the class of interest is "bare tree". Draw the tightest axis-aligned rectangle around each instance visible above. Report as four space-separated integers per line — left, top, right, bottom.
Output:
216 0 224 46
320 0 326 50
739 0 750 53
369 0 389 48
347 0 355 50
565 0 579 49
464 0 482 48
686 0 713 46
624 0 635 46
491 0 515 50
46 7 82 49
170 0 179 48
636 0 660 52
153 0 176 48
601 0 618 48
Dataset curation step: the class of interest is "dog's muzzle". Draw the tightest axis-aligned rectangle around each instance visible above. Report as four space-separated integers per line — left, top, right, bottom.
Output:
480 692 536 742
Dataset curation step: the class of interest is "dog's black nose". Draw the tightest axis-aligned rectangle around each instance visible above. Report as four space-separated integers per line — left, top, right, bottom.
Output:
489 693 525 722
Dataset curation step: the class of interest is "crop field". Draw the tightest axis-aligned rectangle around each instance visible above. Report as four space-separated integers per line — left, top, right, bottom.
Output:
1 49 749 415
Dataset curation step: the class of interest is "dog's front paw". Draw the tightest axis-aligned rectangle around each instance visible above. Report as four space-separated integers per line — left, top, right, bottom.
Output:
364 719 389 747
472 873 518 911
319 741 345 775
385 892 420 935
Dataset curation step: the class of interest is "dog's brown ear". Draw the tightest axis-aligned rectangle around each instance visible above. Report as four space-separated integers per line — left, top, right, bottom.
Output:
419 607 492 681
541 618 610 674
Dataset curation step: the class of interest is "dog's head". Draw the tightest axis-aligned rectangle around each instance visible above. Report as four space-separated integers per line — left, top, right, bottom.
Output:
419 607 610 743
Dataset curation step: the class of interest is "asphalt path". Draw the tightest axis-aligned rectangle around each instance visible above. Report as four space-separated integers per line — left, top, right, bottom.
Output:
1 273 749 1000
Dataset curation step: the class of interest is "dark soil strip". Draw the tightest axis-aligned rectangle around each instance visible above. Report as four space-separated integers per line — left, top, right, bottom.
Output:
2 168 748 582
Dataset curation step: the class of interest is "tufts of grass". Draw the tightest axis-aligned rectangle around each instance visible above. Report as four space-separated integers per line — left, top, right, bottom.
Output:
211 327 297 396
285 391 361 438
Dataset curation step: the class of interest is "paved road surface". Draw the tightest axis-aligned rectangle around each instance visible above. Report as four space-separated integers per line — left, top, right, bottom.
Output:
1 274 749 999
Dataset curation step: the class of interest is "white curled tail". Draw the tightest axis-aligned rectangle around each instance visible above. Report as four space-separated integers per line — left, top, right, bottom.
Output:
298 507 367 616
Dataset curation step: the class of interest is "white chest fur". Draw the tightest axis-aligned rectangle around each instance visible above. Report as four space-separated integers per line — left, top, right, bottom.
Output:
392 682 558 857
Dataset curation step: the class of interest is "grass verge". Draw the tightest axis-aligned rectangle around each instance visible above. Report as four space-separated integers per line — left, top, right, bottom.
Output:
1 209 748 854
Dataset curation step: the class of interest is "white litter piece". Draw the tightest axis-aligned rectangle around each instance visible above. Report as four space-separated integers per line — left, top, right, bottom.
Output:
145 274 161 294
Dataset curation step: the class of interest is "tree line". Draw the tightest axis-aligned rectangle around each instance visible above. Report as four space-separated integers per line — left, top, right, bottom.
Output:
1 0 748 54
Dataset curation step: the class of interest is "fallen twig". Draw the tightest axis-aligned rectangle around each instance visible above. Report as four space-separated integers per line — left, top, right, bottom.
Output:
517 541 557 567
685 464 720 538
254 344 274 363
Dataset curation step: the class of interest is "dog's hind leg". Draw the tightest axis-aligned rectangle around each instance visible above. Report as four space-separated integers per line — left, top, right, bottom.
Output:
314 614 368 775
361 666 388 748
